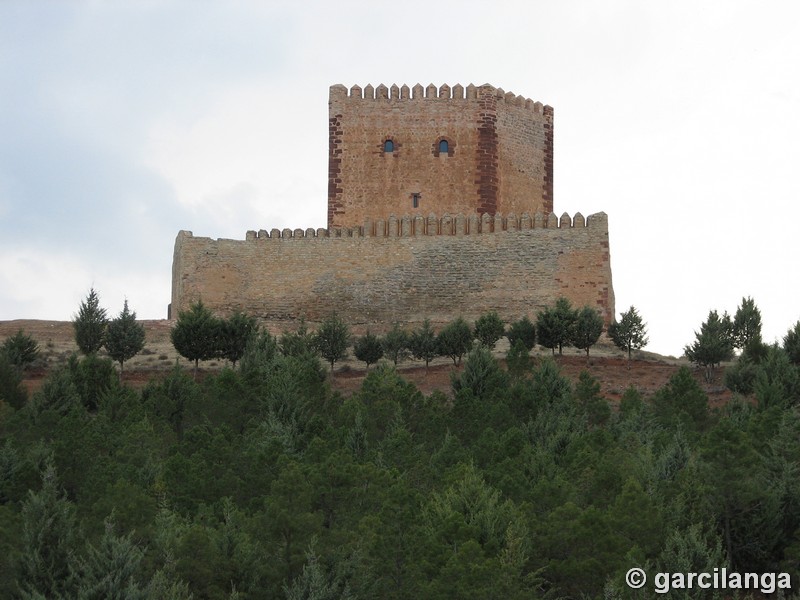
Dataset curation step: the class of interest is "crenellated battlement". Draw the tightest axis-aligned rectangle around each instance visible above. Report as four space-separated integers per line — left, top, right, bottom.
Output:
221 211 603 241
330 83 552 116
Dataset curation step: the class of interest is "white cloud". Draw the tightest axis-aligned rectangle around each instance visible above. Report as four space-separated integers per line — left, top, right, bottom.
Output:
0 248 93 320
144 84 327 237
0 246 170 321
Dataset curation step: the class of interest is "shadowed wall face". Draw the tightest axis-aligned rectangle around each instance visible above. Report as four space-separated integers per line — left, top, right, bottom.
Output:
328 83 553 228
171 212 614 328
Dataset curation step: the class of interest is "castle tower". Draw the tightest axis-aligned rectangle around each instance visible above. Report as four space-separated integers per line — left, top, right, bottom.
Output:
328 83 554 228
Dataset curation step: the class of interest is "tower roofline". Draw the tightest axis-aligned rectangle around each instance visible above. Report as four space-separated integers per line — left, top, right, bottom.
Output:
330 82 552 114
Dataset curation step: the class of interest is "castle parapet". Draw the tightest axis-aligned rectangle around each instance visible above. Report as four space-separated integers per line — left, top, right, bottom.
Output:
245 211 607 241
330 82 553 114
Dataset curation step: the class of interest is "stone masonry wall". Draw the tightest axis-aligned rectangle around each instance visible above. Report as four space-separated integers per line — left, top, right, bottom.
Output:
171 212 614 330
328 83 553 228
496 92 554 216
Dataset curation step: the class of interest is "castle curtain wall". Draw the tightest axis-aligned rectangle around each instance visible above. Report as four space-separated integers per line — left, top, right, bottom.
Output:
171 212 614 328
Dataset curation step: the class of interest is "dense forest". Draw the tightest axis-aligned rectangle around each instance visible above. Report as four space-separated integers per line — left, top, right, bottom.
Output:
1 295 800 599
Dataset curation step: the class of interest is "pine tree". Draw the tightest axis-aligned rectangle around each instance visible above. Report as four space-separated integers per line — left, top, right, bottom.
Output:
170 300 220 378
409 319 439 371
77 516 146 600
732 296 762 352
104 300 145 378
31 364 82 415
575 371 610 426
473 311 505 349
280 319 316 357
17 461 81 599
141 363 198 440
506 316 536 351
218 311 258 367
381 323 410 366
783 321 800 365
651 366 710 431
145 568 192 600
536 308 558 356
657 525 728 592
608 305 649 360
1 330 40 370
452 346 507 399
314 313 350 373
505 339 532 380
684 310 734 382
536 297 577 356
73 288 108 355
353 331 384 370
239 329 279 379
69 353 117 412
283 547 354 600
571 306 603 357
436 317 473 366
0 352 28 410
699 419 761 568
753 344 800 409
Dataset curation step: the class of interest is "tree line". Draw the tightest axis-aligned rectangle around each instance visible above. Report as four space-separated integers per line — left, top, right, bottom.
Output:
169 298 647 376
2 290 797 395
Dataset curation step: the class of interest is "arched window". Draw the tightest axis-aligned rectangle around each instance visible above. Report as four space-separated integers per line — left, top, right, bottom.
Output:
384 139 394 153
432 137 454 157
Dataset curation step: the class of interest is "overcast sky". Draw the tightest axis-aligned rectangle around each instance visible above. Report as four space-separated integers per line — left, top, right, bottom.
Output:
1 0 798 356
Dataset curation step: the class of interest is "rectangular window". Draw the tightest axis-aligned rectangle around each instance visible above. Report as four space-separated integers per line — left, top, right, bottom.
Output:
412 193 420 209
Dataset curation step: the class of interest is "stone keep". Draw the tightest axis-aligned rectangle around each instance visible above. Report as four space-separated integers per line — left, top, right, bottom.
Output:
328 83 553 228
171 84 615 328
